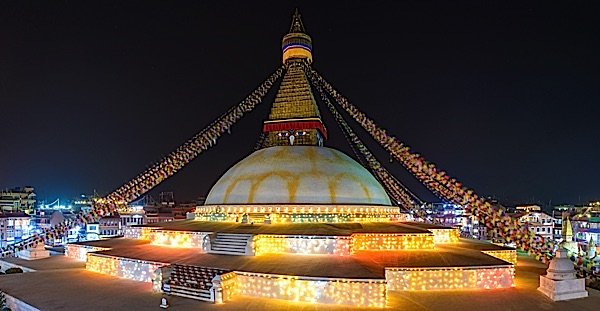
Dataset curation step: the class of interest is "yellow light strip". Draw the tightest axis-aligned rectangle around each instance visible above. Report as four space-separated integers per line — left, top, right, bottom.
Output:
86 253 166 282
235 271 386 307
254 235 352 256
196 204 400 216
253 233 436 256
352 233 435 251
428 228 460 244
85 253 515 307
385 265 515 291
482 250 518 265
140 230 208 249
65 244 110 261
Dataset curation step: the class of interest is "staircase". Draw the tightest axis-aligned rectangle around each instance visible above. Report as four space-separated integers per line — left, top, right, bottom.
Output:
164 264 230 302
208 233 253 255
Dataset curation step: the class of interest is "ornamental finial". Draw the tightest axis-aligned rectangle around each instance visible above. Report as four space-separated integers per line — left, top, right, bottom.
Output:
289 8 306 33
282 9 312 63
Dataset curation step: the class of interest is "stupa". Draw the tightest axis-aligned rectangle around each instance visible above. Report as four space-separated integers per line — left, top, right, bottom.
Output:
538 248 588 301
197 10 396 225
65 10 518 308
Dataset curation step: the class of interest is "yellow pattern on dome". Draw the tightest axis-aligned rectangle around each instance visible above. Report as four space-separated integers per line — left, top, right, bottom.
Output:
205 146 391 205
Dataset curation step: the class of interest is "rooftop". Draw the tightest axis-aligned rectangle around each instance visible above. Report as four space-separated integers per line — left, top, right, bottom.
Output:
0 211 30 218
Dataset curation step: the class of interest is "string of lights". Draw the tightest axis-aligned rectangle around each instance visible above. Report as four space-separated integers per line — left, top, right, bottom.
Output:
0 66 285 258
310 74 416 210
307 65 555 261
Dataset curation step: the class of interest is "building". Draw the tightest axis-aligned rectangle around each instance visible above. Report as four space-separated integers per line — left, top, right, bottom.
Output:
513 211 556 240
0 212 31 247
98 214 121 237
118 205 145 227
86 222 100 241
553 215 563 240
576 228 600 245
72 194 96 213
173 203 197 220
0 186 36 213
515 204 542 213
141 195 196 223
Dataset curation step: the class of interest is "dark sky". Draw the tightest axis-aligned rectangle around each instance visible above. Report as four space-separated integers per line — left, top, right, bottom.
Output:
1 1 598 206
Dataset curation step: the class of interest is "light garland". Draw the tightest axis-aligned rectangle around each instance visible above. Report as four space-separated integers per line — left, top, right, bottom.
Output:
86 253 165 282
1 66 285 258
123 227 149 239
234 272 386 307
428 228 461 244
482 250 518 265
195 204 402 224
220 272 238 302
145 230 208 249
306 64 554 261
254 235 352 256
385 266 514 291
65 244 110 261
253 233 436 256
196 204 399 215
311 74 416 209
352 233 434 251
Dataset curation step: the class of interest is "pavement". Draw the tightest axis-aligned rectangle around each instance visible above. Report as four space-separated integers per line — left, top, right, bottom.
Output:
1 254 600 310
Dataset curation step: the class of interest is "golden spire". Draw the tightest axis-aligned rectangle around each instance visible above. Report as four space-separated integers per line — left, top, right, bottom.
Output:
289 8 305 33
261 10 326 147
282 9 313 64
562 216 573 241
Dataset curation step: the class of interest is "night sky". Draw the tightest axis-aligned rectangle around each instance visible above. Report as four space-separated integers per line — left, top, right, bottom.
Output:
1 1 598 206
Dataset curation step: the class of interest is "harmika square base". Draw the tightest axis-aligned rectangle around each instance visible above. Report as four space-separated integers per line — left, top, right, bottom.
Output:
538 275 588 301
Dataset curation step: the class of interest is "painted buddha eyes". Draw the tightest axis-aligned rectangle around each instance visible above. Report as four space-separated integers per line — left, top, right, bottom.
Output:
277 131 307 137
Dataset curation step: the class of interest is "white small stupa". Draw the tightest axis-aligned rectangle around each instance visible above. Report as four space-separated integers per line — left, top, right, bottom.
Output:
538 247 588 301
18 242 50 260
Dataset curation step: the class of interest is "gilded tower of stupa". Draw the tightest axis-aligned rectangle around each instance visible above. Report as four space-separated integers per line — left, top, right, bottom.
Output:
262 10 327 147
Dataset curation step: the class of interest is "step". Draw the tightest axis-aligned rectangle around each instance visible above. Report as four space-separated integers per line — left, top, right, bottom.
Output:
216 233 253 238
169 283 213 292
207 249 248 255
210 246 246 252
169 279 213 288
216 233 252 240
208 233 252 255
214 236 250 242
211 246 246 252
210 240 248 246
169 286 212 301
211 242 247 247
